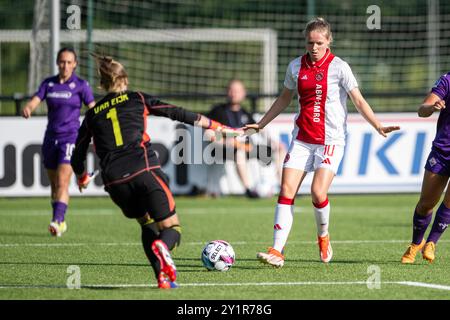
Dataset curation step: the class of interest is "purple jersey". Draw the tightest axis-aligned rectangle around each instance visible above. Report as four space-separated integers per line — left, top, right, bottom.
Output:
35 73 95 139
431 73 450 158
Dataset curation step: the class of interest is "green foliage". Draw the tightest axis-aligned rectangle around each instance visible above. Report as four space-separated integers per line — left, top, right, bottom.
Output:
0 0 34 29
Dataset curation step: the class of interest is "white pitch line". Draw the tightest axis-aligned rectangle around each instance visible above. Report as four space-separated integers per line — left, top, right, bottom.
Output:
0 206 411 216
1 281 450 291
397 281 450 291
1 239 450 248
180 206 412 215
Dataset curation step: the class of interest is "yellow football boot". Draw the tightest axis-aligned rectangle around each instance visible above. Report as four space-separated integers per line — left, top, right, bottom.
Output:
401 239 425 264
48 221 67 237
422 241 436 263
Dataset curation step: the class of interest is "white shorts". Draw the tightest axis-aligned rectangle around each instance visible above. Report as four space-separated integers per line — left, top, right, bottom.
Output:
283 139 345 174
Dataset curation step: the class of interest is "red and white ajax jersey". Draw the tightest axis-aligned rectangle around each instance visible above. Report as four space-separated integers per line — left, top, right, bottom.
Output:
284 49 358 146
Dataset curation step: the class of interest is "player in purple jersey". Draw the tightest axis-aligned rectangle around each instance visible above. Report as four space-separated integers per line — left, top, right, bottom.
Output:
402 73 450 264
22 47 95 237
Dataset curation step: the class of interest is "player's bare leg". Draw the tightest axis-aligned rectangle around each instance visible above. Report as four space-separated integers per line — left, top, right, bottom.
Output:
55 164 72 204
47 169 57 203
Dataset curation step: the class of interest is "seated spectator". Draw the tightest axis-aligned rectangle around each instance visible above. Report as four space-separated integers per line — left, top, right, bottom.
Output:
206 79 285 198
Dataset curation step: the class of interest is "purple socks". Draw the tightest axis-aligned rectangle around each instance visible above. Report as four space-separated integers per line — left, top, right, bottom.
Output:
412 210 432 245
427 203 450 244
52 201 67 223
412 203 450 245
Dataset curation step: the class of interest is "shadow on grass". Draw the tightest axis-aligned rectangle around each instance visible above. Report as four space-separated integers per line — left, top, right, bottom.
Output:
175 256 405 267
2 257 422 274
0 283 159 290
0 261 148 267
0 260 206 273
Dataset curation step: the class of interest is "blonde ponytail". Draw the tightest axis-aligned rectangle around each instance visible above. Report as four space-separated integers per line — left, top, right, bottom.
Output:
91 53 128 92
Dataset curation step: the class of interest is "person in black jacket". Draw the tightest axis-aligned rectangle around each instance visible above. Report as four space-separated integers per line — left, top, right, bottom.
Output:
71 54 241 289
207 79 261 198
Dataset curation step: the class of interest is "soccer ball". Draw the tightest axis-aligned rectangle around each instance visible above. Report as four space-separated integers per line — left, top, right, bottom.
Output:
201 240 235 271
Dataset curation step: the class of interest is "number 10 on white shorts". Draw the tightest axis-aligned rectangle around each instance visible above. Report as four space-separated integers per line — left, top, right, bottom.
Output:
283 140 344 174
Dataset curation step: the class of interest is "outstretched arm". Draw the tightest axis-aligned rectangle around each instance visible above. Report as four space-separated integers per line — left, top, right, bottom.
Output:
418 92 445 118
348 88 400 137
142 93 243 136
245 87 294 133
21 96 41 118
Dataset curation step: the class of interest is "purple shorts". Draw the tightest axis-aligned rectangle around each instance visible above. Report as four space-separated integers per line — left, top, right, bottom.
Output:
42 135 76 170
424 148 450 176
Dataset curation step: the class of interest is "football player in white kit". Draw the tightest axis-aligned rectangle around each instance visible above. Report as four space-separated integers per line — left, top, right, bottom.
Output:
246 17 400 267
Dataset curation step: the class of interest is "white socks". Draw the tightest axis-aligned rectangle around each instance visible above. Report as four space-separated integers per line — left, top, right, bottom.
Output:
313 198 330 237
272 197 295 253
271 197 330 253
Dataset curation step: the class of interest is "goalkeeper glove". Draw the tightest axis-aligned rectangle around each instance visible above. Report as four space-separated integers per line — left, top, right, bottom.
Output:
77 170 98 193
207 119 243 138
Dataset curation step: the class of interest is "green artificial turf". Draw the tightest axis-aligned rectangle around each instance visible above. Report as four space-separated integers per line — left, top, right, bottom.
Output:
0 194 449 300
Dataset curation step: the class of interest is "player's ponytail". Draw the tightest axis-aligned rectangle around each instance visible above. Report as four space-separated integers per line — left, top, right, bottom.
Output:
303 17 333 44
90 52 128 92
